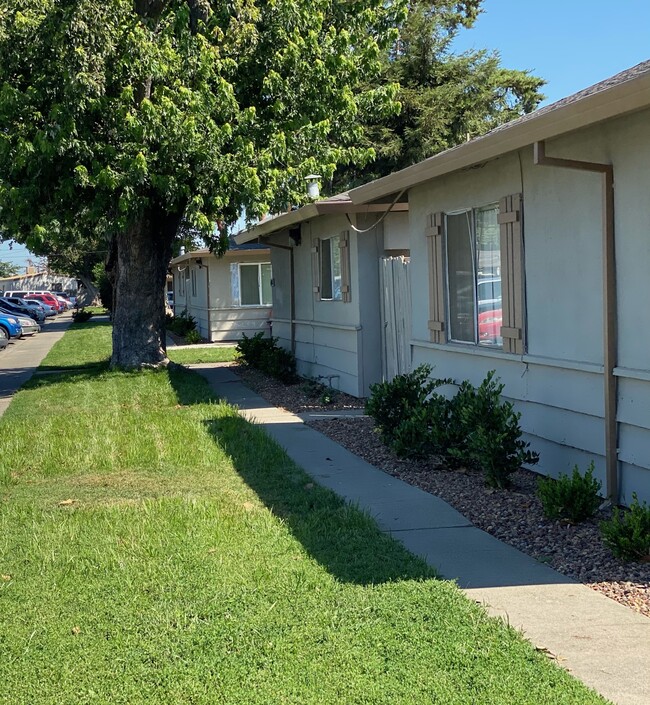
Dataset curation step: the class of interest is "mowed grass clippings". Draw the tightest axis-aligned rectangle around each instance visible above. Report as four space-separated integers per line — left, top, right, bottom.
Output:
0 323 610 704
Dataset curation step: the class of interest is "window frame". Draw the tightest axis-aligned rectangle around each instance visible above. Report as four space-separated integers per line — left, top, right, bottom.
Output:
238 262 272 307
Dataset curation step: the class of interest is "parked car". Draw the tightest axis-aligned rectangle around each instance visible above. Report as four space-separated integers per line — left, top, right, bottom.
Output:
0 312 22 339
0 298 46 324
54 295 70 311
7 297 55 318
478 308 503 346
25 293 61 312
0 326 8 352
16 316 40 336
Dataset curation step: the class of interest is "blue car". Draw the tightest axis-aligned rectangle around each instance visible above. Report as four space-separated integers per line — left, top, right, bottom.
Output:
0 312 22 339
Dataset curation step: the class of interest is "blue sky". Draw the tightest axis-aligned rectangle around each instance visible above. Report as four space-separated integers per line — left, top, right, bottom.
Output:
2 1 648 271
452 0 650 105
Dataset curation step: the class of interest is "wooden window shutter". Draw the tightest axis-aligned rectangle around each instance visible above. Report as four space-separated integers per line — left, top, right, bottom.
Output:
339 230 351 303
311 237 321 299
426 212 446 344
498 193 525 354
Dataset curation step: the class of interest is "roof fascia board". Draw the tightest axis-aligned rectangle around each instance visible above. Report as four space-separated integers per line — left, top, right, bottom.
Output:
234 200 409 244
349 73 650 204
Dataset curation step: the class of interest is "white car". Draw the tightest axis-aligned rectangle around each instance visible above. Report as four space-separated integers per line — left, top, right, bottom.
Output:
17 316 40 336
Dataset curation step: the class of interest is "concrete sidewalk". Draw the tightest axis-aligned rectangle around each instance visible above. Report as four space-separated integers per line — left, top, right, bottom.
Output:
192 363 649 705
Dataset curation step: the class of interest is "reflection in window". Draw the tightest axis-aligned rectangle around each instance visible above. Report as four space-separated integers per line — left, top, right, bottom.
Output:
320 237 342 301
446 205 501 347
240 263 272 306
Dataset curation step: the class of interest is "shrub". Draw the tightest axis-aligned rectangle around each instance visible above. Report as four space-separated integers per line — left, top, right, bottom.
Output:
236 332 297 382
451 371 539 488
72 308 93 323
537 462 602 523
167 310 197 337
260 344 297 382
600 493 650 562
366 365 453 458
184 329 202 345
300 378 337 405
236 332 276 368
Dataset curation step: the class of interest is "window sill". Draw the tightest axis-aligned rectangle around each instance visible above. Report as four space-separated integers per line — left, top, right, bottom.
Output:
411 339 604 374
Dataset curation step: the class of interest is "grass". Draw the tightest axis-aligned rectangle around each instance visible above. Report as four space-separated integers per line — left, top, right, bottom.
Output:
38 321 237 369
0 321 610 704
169 346 238 364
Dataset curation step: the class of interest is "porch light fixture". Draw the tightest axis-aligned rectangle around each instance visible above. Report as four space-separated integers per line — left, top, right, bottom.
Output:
305 174 321 200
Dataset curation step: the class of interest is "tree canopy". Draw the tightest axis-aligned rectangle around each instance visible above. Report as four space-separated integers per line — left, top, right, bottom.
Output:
334 1 545 188
0 260 21 278
0 0 408 365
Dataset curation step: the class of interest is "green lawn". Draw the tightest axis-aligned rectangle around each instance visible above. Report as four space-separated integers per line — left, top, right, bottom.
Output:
39 320 237 369
0 322 609 704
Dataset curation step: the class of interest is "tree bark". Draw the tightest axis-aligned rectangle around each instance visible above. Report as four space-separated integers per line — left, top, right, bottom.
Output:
110 207 180 368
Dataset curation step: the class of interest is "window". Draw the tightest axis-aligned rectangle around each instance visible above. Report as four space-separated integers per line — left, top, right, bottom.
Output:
191 269 197 297
320 237 342 301
238 263 272 306
426 193 524 354
446 204 501 347
312 231 351 303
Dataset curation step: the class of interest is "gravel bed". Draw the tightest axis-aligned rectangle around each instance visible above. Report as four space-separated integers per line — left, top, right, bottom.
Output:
231 364 650 618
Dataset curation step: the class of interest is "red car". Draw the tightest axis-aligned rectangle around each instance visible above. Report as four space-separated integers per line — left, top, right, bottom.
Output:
478 308 502 346
25 293 61 312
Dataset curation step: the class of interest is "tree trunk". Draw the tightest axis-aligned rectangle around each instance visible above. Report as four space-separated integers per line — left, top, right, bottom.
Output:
75 275 99 306
111 208 180 368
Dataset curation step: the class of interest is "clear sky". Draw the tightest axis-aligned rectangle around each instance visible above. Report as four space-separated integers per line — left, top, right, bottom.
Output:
452 0 650 105
2 1 648 270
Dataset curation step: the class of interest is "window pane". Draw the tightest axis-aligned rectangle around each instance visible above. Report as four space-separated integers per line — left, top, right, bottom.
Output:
321 240 333 300
446 212 475 343
476 205 502 347
260 263 272 305
332 239 342 301
240 265 260 305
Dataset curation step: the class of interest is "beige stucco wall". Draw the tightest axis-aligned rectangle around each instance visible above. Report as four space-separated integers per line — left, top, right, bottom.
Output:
172 251 272 342
267 210 410 397
408 106 650 504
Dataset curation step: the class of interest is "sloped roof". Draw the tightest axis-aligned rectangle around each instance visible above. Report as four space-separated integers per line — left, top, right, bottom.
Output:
235 191 408 244
170 236 269 266
350 60 650 204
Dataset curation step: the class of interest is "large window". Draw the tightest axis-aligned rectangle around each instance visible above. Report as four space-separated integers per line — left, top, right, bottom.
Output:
239 263 272 306
320 237 342 301
445 204 502 347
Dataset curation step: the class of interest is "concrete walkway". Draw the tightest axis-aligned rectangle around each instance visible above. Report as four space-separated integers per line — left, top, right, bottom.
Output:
192 363 650 705
0 313 73 416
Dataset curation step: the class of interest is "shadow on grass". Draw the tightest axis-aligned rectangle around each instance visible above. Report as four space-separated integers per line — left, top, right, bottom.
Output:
201 411 437 586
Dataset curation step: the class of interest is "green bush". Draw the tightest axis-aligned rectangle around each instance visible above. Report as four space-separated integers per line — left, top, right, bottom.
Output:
236 332 276 367
537 462 602 523
72 308 93 323
184 329 202 345
459 371 539 488
300 378 337 405
260 344 297 383
600 493 650 562
236 332 297 382
366 365 453 458
167 310 197 337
